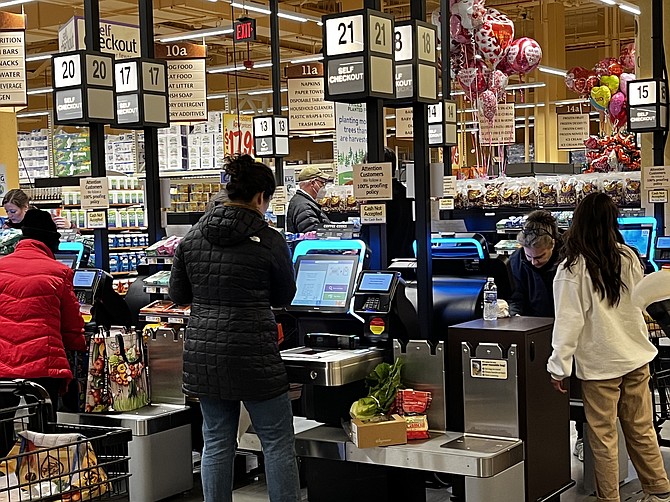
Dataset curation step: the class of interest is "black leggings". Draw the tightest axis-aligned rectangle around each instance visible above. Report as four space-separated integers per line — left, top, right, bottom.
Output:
0 378 61 458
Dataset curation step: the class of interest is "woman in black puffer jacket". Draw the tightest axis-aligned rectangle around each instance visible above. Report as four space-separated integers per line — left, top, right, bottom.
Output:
169 154 299 502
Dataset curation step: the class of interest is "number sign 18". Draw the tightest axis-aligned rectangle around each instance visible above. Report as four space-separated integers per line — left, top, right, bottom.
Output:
394 25 413 62
325 15 364 57
53 54 82 89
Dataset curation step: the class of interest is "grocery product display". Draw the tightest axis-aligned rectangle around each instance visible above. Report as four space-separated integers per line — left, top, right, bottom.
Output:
169 182 223 213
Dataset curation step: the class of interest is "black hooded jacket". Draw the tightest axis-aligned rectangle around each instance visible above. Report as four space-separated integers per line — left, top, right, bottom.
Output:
169 205 296 400
286 191 330 233
508 242 562 318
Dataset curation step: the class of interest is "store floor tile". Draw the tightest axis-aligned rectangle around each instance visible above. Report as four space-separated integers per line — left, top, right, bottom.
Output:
160 422 670 502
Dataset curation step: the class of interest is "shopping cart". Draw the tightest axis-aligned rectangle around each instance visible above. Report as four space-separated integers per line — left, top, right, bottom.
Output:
0 379 131 501
647 313 670 446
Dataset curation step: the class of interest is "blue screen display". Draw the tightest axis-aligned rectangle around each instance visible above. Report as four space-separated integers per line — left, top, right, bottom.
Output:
620 228 651 258
359 273 394 292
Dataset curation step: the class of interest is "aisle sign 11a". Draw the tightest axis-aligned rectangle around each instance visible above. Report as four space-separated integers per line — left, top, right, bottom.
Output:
627 79 668 133
323 9 395 102
52 50 116 125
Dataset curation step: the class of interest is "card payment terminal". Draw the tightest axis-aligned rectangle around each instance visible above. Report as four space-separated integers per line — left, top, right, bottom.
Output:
655 236 670 264
353 271 403 341
73 268 106 305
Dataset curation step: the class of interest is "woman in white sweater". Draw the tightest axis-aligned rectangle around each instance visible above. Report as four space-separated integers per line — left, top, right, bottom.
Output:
547 192 670 502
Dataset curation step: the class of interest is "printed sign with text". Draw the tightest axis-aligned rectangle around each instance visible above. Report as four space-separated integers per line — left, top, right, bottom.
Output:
360 203 386 224
80 177 110 209
353 163 393 200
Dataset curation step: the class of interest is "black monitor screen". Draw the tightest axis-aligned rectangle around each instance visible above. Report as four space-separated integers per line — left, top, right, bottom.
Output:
54 253 77 269
290 255 359 312
358 272 395 293
73 270 97 288
620 228 651 258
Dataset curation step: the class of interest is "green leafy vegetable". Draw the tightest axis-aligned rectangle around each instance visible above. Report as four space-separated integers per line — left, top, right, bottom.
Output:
349 358 403 419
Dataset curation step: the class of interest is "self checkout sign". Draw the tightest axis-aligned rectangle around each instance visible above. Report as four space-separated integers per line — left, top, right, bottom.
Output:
234 17 256 43
627 79 669 133
253 115 289 157
114 58 169 128
52 50 116 125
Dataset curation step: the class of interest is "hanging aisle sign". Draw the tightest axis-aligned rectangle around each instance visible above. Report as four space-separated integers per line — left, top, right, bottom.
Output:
556 103 591 151
286 63 335 132
114 57 169 128
155 42 207 123
0 12 27 107
58 16 140 59
479 103 515 145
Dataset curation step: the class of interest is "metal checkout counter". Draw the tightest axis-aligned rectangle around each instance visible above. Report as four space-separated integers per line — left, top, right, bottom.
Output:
58 267 194 502
264 239 528 502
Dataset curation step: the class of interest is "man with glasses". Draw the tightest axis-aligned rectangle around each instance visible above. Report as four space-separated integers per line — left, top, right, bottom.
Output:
287 166 333 233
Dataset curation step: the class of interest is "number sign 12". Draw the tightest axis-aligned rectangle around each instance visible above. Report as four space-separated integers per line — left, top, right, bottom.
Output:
325 15 364 56
54 54 82 88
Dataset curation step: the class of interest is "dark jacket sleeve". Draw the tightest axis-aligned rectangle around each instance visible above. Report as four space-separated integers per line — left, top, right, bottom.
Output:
508 251 528 316
269 234 297 307
169 242 193 305
60 270 86 351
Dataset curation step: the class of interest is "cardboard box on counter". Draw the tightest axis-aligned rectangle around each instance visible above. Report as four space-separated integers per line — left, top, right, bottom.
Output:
350 414 407 448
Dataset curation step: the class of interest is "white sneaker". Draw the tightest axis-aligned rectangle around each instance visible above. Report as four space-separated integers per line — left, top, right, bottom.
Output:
638 493 670 502
573 439 584 462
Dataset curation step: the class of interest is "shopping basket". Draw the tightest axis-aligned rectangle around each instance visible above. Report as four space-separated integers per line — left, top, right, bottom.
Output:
0 380 131 501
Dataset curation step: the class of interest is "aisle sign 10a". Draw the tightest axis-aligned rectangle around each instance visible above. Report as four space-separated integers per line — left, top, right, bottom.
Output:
52 50 117 125
627 78 669 133
322 9 395 102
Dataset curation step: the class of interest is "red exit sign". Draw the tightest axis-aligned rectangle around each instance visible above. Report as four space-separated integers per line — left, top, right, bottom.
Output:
234 17 256 42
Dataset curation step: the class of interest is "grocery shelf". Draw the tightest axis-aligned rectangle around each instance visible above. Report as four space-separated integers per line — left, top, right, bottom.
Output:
64 203 144 208
139 313 188 324
146 256 174 265
144 285 169 295
80 227 148 232
110 246 147 251
111 271 139 277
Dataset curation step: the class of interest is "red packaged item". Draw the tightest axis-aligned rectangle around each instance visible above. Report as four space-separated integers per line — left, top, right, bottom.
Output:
404 415 430 440
397 389 432 414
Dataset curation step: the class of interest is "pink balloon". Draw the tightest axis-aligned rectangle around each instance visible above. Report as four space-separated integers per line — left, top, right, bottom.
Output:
494 51 517 75
506 37 542 74
619 43 636 72
450 0 486 30
619 73 635 96
474 8 515 65
450 15 471 44
479 90 498 121
457 64 489 98
609 91 626 118
488 69 509 100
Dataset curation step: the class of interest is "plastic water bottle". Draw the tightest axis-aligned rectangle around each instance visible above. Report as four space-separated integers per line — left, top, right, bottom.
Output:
483 277 498 321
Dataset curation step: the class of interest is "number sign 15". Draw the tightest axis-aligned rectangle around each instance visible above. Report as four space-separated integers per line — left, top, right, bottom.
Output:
629 81 658 107
325 15 364 57
54 54 82 89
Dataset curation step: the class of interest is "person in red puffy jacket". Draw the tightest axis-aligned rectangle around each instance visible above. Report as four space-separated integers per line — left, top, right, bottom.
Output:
0 209 85 416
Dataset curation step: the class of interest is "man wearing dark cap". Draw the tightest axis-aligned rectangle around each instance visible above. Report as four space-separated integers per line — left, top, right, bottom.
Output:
0 209 85 455
287 166 333 233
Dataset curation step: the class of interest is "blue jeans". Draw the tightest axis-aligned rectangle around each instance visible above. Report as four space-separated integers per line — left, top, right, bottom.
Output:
199 392 301 502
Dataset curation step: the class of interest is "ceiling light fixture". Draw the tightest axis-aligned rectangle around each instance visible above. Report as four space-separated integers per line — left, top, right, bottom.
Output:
16 110 49 118
0 0 33 7
597 0 617 5
618 2 641 15
158 26 233 43
26 52 56 62
277 12 308 22
515 103 546 109
506 82 546 91
289 55 323 64
538 65 567 77
554 98 590 106
26 87 53 95
231 1 271 15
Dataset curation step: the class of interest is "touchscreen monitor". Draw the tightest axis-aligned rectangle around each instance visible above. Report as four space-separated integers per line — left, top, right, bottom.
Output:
290 255 359 312
620 228 651 258
358 272 395 293
657 236 670 249
73 270 97 289
54 253 77 269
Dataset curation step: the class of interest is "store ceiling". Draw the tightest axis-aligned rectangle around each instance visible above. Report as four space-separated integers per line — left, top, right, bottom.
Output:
14 0 635 122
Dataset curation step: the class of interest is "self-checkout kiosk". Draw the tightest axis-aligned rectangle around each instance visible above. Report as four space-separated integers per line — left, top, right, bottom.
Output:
618 216 660 272
280 239 419 424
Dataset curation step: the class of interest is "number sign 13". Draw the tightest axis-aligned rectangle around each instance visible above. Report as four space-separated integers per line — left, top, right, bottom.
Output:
54 54 82 89
325 15 364 57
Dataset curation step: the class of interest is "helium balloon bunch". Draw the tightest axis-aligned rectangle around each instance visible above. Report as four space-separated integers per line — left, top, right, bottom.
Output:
584 132 640 172
564 43 636 129
435 0 543 122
